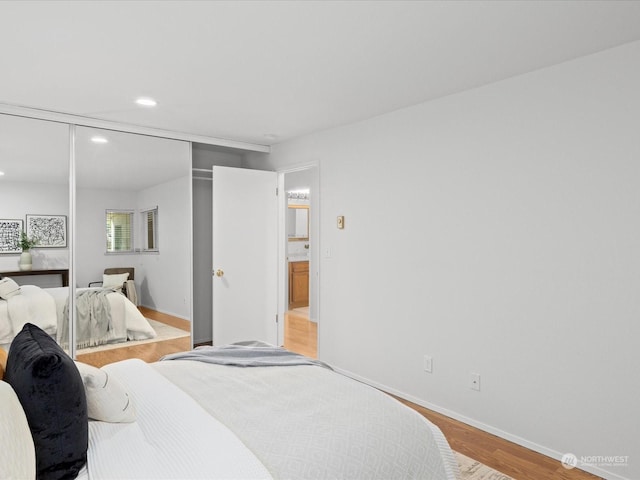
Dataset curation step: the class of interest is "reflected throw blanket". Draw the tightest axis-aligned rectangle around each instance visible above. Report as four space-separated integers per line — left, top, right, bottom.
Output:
59 289 113 348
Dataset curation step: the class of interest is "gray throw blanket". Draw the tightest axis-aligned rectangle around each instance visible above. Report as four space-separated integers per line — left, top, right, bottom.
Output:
59 289 113 349
161 340 332 369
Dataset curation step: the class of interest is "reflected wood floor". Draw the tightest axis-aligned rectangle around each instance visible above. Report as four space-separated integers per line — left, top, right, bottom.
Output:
284 312 601 480
76 307 191 368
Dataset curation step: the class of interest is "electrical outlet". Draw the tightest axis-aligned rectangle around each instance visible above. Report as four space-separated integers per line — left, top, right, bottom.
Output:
423 355 433 373
470 372 481 391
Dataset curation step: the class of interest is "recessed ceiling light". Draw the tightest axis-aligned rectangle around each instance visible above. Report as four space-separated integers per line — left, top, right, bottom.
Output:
135 97 157 107
91 136 108 144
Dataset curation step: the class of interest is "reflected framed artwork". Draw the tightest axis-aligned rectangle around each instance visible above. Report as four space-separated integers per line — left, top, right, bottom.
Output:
0 219 23 254
26 214 67 248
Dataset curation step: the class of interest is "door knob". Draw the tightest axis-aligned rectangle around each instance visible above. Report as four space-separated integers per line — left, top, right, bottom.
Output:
215 269 224 277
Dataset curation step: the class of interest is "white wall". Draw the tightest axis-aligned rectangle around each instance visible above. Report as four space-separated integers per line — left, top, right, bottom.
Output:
0 181 69 273
76 187 137 288
244 41 640 480
136 175 191 319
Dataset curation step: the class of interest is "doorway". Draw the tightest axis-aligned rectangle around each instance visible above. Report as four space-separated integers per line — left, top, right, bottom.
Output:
279 166 318 358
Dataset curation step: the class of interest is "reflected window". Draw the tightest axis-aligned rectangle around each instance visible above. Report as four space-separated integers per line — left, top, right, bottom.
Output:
141 207 158 252
106 210 134 253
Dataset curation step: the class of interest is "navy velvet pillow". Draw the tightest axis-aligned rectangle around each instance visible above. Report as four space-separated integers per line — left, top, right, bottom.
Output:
4 323 88 480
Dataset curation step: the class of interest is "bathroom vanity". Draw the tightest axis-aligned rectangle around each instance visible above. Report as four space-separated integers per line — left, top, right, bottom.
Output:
288 260 309 309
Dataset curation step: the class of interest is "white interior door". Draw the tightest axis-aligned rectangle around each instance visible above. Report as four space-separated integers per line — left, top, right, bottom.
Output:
212 166 278 345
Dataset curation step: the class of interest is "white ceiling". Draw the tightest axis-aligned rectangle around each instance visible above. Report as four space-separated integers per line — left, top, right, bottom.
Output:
1 1 640 147
74 127 190 190
0 114 190 188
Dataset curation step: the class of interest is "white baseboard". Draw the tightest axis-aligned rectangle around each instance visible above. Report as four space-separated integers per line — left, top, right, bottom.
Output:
332 366 629 480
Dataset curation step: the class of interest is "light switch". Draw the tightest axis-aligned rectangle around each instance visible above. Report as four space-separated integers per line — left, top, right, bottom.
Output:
337 216 345 229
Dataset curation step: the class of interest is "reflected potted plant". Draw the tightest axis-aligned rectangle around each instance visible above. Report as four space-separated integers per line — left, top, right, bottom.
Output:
19 232 37 271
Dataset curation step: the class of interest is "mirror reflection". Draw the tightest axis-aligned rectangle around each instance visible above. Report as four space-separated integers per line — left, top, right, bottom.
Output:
0 113 70 351
74 127 192 365
0 115 193 364
287 205 309 241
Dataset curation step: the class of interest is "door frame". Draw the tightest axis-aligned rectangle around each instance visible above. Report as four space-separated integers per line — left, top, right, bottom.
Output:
277 164 320 355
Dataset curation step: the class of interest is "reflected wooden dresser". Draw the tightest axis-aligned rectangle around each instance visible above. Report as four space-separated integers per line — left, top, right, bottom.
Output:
0 269 69 287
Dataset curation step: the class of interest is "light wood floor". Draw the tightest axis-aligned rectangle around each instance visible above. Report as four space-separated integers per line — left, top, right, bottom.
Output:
283 312 601 480
284 309 317 358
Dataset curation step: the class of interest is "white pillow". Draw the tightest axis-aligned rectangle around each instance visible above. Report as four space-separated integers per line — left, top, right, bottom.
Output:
0 277 21 300
0 316 13 346
102 272 129 290
75 361 136 423
0 381 36 480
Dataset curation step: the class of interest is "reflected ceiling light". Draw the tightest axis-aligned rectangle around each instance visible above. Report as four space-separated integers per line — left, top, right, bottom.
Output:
91 136 108 144
135 97 157 107
0 171 5 177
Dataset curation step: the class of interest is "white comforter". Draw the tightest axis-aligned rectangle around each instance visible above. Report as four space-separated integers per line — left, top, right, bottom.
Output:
82 358 459 480
0 285 57 344
87 359 272 480
0 286 155 349
159 360 458 479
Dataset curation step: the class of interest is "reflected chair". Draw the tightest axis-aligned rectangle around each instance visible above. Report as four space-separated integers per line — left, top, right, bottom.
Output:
88 267 137 305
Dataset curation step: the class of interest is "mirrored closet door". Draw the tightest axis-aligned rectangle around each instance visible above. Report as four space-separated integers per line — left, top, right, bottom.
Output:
0 114 70 352
73 126 192 366
0 115 193 364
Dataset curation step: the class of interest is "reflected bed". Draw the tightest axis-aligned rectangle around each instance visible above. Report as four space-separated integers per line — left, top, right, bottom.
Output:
0 284 156 351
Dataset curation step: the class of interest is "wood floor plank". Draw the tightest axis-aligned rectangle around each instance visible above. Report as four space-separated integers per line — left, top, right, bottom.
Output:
138 306 190 331
284 310 317 358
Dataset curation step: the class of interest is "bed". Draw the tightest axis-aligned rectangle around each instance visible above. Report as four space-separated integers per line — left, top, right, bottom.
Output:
1 326 460 480
0 283 156 351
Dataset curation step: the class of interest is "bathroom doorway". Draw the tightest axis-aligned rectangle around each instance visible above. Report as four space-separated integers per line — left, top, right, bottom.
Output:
279 166 318 358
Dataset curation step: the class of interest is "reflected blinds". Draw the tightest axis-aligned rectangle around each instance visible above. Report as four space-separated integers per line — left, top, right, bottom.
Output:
106 211 133 252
